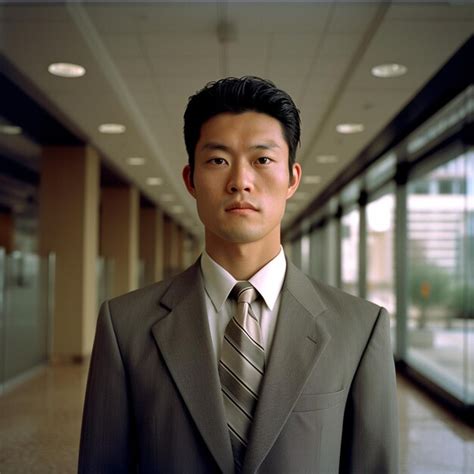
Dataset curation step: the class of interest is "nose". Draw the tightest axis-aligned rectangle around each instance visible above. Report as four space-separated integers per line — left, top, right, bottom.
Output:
227 161 253 193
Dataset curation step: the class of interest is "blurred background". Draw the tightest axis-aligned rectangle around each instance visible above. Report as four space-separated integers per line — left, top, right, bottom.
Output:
0 1 473 472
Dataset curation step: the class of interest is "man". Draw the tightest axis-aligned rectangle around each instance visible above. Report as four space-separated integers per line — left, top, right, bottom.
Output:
79 77 399 473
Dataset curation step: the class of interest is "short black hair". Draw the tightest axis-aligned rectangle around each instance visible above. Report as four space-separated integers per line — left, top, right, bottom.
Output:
183 76 301 178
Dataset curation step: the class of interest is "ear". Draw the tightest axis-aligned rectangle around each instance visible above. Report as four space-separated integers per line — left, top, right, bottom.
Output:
182 165 196 198
286 163 302 199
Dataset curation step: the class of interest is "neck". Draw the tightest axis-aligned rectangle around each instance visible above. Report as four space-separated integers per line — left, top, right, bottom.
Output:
205 233 281 280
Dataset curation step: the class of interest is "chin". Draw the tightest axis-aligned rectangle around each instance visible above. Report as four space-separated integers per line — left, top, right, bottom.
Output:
213 227 266 244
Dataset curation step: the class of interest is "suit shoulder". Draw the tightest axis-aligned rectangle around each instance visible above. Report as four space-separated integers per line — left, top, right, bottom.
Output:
303 276 389 358
307 275 382 320
106 275 172 312
103 263 200 326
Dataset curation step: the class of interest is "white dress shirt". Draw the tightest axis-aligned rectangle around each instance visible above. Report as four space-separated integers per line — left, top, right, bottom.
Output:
200 247 287 364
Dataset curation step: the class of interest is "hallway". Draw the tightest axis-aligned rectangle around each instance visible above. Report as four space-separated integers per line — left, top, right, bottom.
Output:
0 364 472 473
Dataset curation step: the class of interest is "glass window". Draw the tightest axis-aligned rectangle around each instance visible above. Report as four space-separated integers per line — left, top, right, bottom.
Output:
3 252 50 384
467 149 474 403
341 207 359 296
406 150 473 403
325 218 339 287
366 191 396 349
291 238 302 270
310 225 326 282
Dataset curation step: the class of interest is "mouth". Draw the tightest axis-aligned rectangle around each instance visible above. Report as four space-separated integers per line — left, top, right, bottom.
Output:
225 201 258 212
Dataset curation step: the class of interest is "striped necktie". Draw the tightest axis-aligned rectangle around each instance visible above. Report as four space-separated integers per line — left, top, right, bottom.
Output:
219 282 265 469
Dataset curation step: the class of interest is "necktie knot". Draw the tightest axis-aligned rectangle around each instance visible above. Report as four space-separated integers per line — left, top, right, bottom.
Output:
231 281 257 305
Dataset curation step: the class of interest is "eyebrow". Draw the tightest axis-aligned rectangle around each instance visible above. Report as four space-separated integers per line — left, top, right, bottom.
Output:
250 142 281 150
201 142 231 152
200 141 281 152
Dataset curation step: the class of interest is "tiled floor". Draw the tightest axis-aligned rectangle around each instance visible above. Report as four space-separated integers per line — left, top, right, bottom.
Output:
0 364 473 473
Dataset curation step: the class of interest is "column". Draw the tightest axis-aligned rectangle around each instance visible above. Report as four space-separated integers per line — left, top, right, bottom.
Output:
163 215 173 279
39 145 99 359
0 211 14 252
139 206 164 285
175 224 184 273
100 186 139 297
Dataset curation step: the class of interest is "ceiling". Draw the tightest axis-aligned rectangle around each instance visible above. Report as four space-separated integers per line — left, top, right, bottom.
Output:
0 0 473 238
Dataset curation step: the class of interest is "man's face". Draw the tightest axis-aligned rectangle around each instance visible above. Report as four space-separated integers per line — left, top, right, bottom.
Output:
183 111 301 248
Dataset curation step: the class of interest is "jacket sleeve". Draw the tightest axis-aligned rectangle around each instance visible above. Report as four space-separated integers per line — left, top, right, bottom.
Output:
78 300 136 473
339 307 399 474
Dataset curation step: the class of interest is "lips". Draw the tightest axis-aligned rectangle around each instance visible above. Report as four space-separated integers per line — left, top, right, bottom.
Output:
225 201 258 212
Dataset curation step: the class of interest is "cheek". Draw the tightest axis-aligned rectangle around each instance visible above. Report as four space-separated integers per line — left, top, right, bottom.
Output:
195 188 218 213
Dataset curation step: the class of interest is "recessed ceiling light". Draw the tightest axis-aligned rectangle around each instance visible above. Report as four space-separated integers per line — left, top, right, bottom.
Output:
336 123 364 134
0 125 22 135
146 177 163 186
316 155 338 164
171 205 184 214
48 62 86 78
371 63 407 78
303 175 321 185
126 156 146 166
161 193 174 202
99 123 126 134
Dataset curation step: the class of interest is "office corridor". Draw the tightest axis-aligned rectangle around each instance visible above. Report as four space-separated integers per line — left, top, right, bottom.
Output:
0 364 472 473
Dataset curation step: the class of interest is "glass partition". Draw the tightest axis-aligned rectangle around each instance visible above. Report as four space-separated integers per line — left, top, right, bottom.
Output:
97 257 115 310
406 150 473 402
310 225 326 282
291 238 302 270
0 248 5 390
0 251 54 391
138 258 145 289
468 149 474 403
366 191 396 349
341 207 359 296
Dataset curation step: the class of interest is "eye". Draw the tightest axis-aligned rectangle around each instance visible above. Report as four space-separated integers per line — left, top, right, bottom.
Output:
256 156 272 165
207 157 228 165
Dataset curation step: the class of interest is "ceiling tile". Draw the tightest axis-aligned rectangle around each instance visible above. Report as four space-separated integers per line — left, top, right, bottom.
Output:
385 3 474 21
328 2 380 34
227 3 331 34
102 34 143 58
268 33 322 58
318 33 362 58
142 33 219 58
150 56 220 78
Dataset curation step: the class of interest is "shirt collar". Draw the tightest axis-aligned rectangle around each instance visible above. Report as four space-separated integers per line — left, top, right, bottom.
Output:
249 247 286 311
200 252 237 312
200 247 287 312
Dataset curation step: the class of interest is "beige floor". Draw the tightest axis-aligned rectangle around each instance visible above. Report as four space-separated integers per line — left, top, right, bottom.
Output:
0 364 472 473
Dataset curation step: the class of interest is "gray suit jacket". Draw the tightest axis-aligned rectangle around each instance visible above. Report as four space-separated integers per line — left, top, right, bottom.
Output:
79 258 399 473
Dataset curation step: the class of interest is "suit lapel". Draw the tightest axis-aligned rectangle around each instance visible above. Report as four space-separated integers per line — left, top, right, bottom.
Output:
151 261 234 473
243 260 331 473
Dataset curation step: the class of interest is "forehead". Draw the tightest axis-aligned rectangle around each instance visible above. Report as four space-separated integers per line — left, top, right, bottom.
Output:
198 111 287 145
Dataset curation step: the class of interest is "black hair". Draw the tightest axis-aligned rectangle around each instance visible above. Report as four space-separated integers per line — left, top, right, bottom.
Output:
183 76 301 178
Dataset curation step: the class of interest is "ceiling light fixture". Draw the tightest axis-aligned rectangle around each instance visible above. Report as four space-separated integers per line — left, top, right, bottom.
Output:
48 62 86 78
146 177 163 186
0 125 22 135
98 123 126 134
316 155 338 164
371 63 407 78
336 123 364 134
126 156 146 166
303 176 321 185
